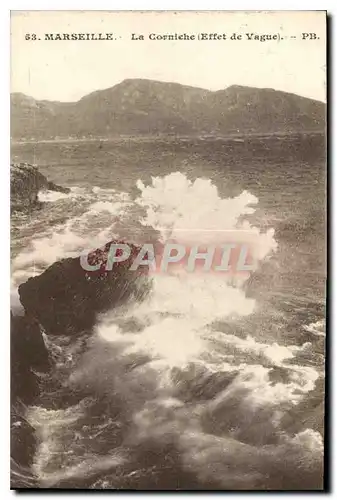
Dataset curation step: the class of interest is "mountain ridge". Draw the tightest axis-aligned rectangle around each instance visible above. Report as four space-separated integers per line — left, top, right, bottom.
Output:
11 79 326 140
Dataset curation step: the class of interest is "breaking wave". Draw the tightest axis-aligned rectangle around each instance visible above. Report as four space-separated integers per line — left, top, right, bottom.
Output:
12 172 324 489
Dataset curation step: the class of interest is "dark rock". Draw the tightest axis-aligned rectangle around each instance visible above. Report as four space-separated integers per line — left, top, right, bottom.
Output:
19 241 151 336
10 162 70 212
10 458 38 489
10 312 50 487
11 240 151 487
11 415 38 488
11 313 50 404
11 412 36 468
47 180 71 194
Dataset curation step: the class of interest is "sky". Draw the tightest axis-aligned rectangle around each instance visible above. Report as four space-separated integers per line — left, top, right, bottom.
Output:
10 11 326 102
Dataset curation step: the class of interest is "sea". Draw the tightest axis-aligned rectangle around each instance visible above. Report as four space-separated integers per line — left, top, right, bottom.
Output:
10 134 326 490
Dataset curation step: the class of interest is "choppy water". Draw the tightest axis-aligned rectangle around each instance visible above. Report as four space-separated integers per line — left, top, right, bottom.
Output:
11 136 326 490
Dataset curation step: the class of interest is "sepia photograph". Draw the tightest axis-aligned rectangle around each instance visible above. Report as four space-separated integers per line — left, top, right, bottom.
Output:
10 10 326 491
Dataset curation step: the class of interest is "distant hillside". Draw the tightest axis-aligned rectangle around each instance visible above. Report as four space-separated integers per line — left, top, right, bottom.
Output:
10 79 326 140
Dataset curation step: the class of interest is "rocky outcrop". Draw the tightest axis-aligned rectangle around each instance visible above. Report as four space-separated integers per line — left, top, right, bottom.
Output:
10 162 70 211
11 412 37 468
11 313 50 404
11 313 50 475
11 240 151 481
18 241 151 336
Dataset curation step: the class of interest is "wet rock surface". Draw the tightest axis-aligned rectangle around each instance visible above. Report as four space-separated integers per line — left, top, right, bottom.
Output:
11 162 70 212
11 412 37 468
18 241 151 336
11 313 50 405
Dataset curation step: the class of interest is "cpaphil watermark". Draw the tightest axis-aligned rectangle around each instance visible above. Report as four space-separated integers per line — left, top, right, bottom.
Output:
80 230 262 276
